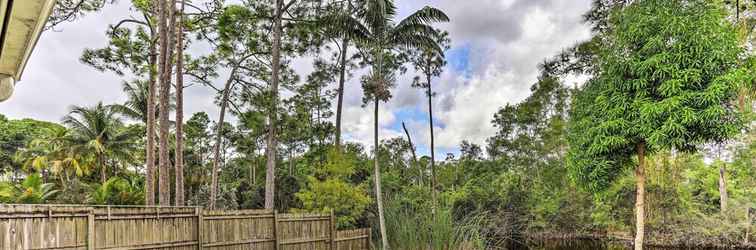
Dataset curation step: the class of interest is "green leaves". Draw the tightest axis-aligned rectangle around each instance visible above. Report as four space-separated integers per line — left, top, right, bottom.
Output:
568 0 748 192
0 174 60 204
295 149 371 228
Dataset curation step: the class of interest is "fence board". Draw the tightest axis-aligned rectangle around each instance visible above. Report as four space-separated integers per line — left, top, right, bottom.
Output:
0 205 369 250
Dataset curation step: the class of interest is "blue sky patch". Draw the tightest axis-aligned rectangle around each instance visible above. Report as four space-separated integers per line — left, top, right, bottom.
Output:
445 44 472 77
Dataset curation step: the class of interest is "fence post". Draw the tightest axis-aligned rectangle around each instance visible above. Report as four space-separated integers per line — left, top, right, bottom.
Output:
87 208 95 250
273 210 279 250
367 227 372 250
196 207 203 250
329 210 335 250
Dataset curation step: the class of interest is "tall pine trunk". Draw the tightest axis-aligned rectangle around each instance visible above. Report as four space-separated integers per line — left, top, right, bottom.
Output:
334 0 351 151
334 37 348 151
209 69 236 209
173 0 185 206
145 23 157 206
634 142 646 250
373 99 388 250
264 0 283 210
157 0 172 206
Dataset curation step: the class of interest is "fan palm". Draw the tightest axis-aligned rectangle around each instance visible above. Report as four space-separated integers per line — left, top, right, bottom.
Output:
324 1 448 248
63 102 139 183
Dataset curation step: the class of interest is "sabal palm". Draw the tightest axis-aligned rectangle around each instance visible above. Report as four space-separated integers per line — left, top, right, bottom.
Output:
63 102 138 183
326 1 448 248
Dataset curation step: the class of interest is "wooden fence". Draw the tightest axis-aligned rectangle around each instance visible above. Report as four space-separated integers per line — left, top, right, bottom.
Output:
0 204 371 250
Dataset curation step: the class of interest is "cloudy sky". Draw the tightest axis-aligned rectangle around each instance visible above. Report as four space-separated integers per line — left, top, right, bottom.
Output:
0 0 593 158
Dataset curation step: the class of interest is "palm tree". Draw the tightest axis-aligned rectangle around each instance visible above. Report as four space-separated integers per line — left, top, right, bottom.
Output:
15 127 93 187
111 80 151 123
63 102 138 184
328 1 448 248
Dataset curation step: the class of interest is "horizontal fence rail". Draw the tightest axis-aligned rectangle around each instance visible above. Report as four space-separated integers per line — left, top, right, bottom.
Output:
0 204 370 250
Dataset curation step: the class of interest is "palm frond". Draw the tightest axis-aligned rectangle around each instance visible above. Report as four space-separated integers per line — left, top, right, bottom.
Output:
397 6 449 28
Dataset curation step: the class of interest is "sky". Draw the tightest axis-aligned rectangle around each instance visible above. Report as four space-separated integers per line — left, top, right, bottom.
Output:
0 0 594 159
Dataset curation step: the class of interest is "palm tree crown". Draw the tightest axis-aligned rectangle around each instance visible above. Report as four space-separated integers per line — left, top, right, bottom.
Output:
63 102 138 183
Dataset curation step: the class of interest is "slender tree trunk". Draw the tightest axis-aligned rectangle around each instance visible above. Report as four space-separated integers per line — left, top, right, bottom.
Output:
209 70 236 209
401 122 420 185
427 74 437 219
334 0 351 151
288 150 293 176
99 154 106 183
264 0 284 210
156 0 173 206
634 142 646 250
374 99 389 250
173 0 185 206
335 37 349 151
426 73 437 249
248 154 255 186
145 31 157 206
719 164 728 212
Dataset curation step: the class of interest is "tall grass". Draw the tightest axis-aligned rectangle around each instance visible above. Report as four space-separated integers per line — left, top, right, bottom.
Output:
384 199 486 249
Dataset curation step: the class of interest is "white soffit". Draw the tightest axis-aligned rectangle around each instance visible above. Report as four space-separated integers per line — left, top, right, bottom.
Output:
0 0 57 81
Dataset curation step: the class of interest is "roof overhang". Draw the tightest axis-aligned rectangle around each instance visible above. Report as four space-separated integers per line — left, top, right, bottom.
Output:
0 0 57 102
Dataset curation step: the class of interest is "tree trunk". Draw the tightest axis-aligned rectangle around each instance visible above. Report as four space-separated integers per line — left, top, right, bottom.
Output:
719 164 728 212
99 154 106 183
173 0 185 206
209 70 236 209
264 0 284 210
334 37 349 151
290 150 295 176
145 32 157 206
156 0 174 206
427 73 437 250
427 73 437 219
374 99 389 250
334 0 351 151
634 142 646 250
401 122 420 185
252 154 255 186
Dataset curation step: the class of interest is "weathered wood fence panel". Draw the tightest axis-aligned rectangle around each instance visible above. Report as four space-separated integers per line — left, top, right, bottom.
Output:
0 206 89 250
201 209 275 249
334 229 370 250
0 205 370 250
276 213 331 250
92 207 198 250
